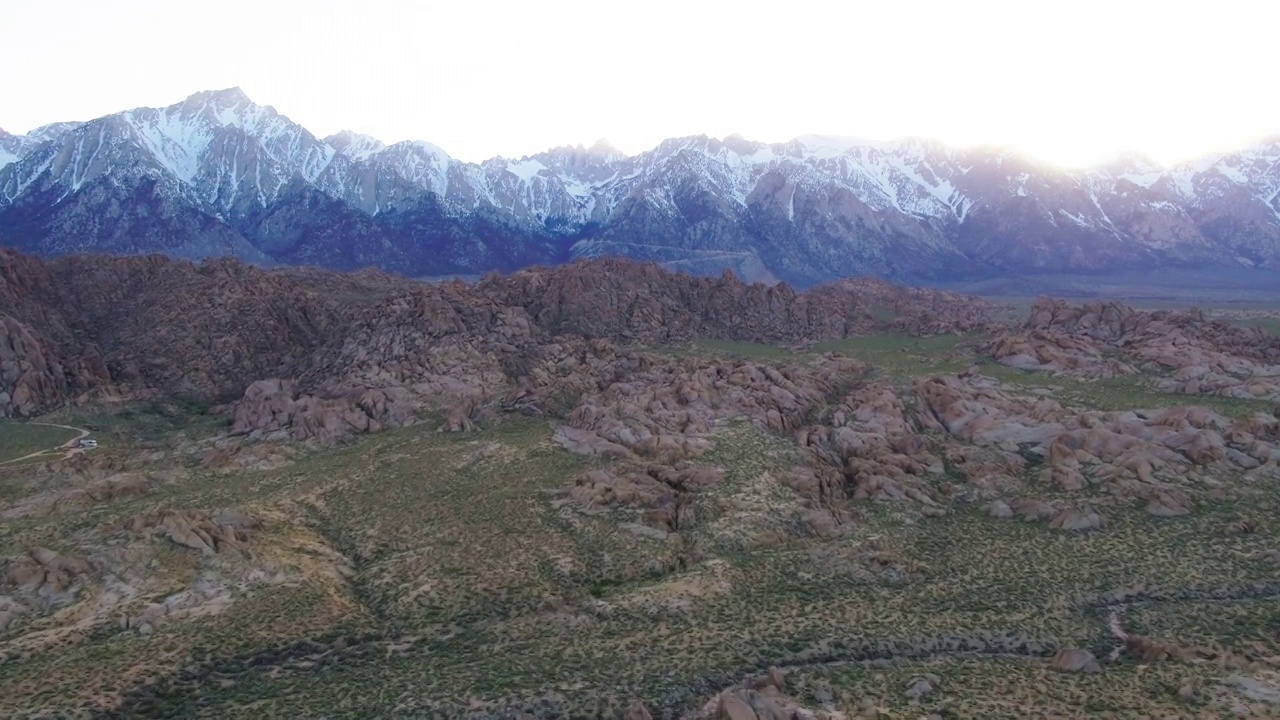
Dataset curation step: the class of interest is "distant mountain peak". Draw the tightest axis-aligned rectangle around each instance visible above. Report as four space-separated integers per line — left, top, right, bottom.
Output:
537 138 624 160
397 139 450 157
588 137 621 156
1255 134 1280 151
326 130 387 161
791 134 885 156
185 87 255 106
24 121 84 143
3 88 1280 285
1109 151 1162 169
892 136 948 154
168 87 280 132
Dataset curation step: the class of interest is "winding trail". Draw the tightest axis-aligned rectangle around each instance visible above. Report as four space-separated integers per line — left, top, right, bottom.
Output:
101 581 1280 717
0 422 92 467
648 584 1280 717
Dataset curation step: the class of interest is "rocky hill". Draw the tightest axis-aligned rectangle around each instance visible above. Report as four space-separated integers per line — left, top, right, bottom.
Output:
0 249 991 422
2 90 1279 286
6 251 1280 717
988 298 1280 402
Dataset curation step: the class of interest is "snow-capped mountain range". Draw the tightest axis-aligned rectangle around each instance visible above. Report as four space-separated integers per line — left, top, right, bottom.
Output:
2 88 1278 285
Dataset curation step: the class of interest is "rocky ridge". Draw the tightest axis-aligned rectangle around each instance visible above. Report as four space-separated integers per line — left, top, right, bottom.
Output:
0 250 990 423
989 298 1280 401
6 251 1280 716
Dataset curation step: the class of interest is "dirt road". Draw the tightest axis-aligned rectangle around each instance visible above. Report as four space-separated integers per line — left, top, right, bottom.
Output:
0 423 93 467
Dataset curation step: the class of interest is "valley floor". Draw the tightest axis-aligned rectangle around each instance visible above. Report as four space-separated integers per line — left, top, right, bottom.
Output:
2 328 1280 718
939 268 1280 305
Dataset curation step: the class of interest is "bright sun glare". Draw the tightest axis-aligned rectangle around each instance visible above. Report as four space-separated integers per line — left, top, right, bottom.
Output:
2 0 1277 167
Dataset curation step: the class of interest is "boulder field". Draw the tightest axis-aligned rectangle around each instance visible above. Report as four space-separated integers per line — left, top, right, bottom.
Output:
988 298 1280 401
0 249 990 423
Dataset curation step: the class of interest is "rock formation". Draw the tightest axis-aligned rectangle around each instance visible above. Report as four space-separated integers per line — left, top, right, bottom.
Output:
989 298 1280 402
3 547 92 606
0 249 990 434
1050 648 1103 673
125 509 260 556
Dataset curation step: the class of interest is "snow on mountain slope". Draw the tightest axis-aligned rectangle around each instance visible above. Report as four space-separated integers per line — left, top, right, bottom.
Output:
791 134 887 158
0 130 21 170
1 120 129 202
1168 140 1280 208
0 88 340 216
325 130 386 161
372 140 452 196
23 121 85 145
5 86 1269 239
0 122 87 174
2 87 1279 282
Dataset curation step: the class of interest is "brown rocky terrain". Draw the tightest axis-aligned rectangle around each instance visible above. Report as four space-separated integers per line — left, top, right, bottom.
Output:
5 250 1280 718
988 298 1280 401
1 249 991 429
0 249 384 416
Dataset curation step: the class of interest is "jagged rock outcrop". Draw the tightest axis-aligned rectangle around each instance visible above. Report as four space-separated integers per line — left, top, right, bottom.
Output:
558 354 866 461
0 314 67 417
557 347 1279 536
0 249 990 426
3 547 92 606
230 379 419 443
796 381 946 506
0 249 377 415
990 298 1280 401
481 260 992 344
1050 648 1103 673
125 509 260 555
870 369 1280 523
985 329 1136 377
1048 506 1106 532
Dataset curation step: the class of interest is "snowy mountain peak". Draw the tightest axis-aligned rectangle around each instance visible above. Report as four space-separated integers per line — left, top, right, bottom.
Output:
1105 152 1163 174
721 134 765 156
587 138 622 156
183 87 255 107
653 135 715 157
388 139 450 159
791 134 885 157
1098 152 1165 188
0 87 337 202
891 137 950 157
0 131 21 170
166 87 282 132
3 87 1280 286
1233 135 1280 155
24 122 84 145
326 130 387 161
527 142 624 185
537 139 625 162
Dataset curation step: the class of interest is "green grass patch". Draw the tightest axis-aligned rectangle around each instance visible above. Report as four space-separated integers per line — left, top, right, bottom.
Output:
654 337 802 362
812 333 977 376
654 332 980 378
1230 317 1280 335
970 364 1275 418
0 420 79 463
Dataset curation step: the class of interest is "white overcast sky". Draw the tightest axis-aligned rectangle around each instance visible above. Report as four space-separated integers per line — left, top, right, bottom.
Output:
2 0 1277 167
